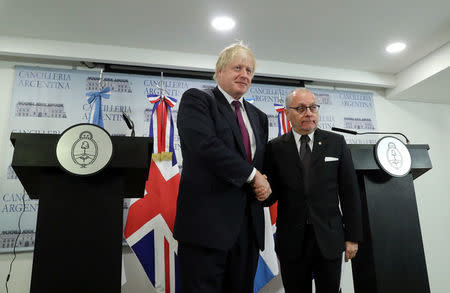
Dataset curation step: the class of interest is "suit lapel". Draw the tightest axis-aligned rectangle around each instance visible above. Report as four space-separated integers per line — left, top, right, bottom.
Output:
283 131 303 171
213 87 247 159
310 128 327 167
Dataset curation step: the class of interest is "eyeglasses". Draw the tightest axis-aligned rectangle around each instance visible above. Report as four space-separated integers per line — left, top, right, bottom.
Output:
288 104 320 114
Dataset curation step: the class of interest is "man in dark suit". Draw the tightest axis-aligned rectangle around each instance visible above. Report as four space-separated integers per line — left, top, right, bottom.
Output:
263 88 363 293
173 42 271 292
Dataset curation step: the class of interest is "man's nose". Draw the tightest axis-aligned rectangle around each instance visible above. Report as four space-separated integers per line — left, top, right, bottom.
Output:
240 69 251 79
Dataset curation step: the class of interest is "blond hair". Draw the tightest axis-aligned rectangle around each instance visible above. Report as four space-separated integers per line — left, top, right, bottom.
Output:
213 42 256 81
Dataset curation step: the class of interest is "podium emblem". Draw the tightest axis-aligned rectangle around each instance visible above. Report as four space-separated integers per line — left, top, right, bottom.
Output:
71 131 98 168
56 124 113 175
375 136 411 177
386 142 403 169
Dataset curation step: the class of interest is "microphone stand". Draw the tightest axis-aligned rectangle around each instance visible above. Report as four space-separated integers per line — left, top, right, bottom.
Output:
331 127 410 144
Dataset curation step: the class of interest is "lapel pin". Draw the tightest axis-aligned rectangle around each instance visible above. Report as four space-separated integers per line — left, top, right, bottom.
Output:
318 141 322 146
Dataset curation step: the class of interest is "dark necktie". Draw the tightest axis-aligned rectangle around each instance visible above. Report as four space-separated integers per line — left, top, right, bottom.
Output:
232 100 252 162
299 135 311 169
300 135 312 224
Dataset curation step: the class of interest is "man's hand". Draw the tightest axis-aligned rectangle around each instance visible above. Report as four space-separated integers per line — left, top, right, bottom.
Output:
345 241 358 262
251 170 271 201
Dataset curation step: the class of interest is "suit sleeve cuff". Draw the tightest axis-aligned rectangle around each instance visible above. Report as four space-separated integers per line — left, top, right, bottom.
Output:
246 168 256 183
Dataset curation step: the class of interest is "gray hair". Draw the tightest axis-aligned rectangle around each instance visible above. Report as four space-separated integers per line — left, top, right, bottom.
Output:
285 88 313 107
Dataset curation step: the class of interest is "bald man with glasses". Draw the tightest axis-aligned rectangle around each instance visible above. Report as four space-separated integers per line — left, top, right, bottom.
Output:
262 88 363 293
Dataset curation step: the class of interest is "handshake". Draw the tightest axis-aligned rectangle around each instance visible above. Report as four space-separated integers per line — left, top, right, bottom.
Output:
251 170 272 202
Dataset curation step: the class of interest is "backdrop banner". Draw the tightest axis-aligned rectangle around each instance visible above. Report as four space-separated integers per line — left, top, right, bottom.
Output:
0 65 376 253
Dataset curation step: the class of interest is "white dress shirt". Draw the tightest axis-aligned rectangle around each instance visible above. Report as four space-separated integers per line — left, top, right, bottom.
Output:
292 129 315 153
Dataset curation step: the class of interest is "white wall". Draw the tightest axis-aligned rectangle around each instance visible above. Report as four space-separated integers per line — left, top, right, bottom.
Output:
1 59 449 293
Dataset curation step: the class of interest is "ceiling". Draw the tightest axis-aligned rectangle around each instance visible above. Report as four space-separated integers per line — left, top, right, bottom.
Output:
1 0 450 103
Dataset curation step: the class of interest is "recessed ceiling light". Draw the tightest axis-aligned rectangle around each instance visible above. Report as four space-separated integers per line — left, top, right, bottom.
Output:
211 16 235 31
386 42 406 54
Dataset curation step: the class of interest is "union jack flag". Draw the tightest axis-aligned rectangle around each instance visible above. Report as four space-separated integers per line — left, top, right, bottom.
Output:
124 94 180 293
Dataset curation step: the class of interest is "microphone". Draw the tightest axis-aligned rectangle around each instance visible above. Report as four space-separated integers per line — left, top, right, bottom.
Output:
330 127 357 135
331 127 410 144
122 112 135 137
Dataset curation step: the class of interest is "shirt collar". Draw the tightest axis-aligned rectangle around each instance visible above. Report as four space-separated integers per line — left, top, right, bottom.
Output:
218 85 245 107
292 129 315 144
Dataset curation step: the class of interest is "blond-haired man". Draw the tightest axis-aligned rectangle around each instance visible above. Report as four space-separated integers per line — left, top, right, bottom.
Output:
174 43 271 292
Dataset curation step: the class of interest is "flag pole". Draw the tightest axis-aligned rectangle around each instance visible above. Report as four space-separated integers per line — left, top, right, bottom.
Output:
99 68 104 90
160 72 165 145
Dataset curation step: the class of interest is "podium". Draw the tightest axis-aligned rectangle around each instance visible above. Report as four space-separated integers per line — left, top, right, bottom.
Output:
349 144 432 293
10 132 152 293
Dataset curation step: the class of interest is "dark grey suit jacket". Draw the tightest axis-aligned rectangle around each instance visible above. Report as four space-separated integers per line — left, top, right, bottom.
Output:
264 129 363 260
174 87 268 251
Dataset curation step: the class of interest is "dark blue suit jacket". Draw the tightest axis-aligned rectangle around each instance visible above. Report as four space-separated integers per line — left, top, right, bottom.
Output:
174 87 268 251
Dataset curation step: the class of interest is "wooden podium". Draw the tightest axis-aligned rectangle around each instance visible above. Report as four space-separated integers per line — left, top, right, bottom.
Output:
10 132 152 293
349 144 431 293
